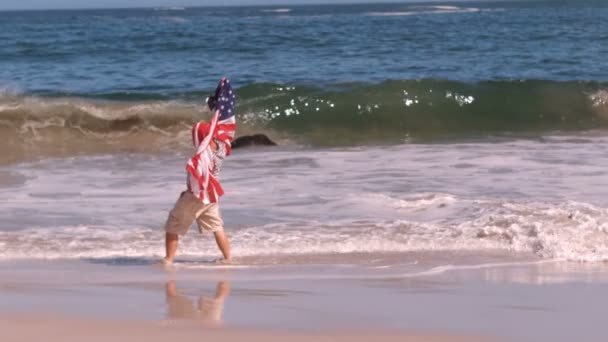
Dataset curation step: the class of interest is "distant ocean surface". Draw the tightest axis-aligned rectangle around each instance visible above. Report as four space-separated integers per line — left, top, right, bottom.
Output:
2 1 608 264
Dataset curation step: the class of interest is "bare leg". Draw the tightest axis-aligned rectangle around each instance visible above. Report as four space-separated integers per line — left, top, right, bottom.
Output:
213 231 231 260
164 232 179 264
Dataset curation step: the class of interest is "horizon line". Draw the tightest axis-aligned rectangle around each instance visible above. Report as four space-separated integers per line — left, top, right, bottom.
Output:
0 0 507 12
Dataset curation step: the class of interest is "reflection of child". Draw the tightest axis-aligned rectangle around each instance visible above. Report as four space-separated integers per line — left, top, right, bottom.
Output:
162 78 236 265
165 281 230 325
198 281 230 324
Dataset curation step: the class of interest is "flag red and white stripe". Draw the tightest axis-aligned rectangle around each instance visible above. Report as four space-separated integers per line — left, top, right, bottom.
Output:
186 77 236 203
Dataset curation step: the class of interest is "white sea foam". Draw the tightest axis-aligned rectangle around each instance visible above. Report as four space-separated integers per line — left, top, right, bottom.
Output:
1 197 608 261
430 6 461 11
362 193 457 210
154 7 186 11
262 9 292 13
590 89 608 108
366 6 480 17
365 11 418 17
3 138 608 262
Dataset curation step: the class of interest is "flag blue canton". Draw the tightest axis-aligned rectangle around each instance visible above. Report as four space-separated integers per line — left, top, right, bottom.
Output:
206 78 235 121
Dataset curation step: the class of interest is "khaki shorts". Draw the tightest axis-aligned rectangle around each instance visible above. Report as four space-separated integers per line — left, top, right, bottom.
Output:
164 191 224 235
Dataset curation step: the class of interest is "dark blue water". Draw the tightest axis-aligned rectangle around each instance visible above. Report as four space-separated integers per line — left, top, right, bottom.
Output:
1 1 607 96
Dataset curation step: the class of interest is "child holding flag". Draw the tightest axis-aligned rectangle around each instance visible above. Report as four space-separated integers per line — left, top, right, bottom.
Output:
162 77 236 265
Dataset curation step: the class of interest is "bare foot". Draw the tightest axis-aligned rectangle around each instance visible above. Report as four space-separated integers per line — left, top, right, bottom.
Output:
155 258 174 270
212 258 233 265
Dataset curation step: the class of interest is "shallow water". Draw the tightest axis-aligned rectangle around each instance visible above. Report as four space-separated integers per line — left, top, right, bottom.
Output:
2 136 608 262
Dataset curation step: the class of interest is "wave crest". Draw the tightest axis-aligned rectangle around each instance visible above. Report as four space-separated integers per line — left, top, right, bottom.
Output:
1 79 607 164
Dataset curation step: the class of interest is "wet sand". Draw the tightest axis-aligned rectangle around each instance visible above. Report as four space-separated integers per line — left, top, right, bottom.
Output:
1 257 608 341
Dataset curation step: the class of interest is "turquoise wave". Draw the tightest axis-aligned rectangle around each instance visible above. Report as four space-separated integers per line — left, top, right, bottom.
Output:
1 80 607 147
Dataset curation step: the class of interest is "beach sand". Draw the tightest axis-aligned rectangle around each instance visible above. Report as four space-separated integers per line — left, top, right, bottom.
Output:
1 316 476 342
1 255 608 341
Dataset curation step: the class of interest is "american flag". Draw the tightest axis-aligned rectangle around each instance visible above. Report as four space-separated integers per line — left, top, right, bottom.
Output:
186 77 237 203
206 77 236 155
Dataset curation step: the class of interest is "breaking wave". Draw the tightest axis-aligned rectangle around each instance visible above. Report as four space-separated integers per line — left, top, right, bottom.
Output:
1 79 607 163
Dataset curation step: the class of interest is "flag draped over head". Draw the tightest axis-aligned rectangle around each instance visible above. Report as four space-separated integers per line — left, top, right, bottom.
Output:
186 77 237 203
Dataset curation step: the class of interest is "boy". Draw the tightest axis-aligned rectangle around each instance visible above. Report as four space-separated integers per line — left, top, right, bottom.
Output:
162 78 236 265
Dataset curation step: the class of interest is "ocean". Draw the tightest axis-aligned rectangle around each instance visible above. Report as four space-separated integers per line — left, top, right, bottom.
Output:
1 0 608 265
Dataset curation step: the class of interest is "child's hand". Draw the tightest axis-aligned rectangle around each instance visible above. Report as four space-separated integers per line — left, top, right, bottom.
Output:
209 139 218 151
